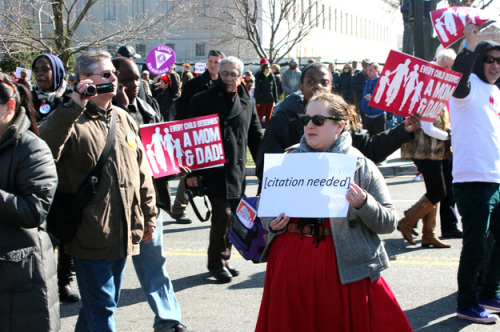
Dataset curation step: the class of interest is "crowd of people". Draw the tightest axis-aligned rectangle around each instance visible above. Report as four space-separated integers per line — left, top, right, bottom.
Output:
0 21 499 331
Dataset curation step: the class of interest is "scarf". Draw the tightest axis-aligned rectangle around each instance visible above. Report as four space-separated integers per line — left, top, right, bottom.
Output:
293 131 352 154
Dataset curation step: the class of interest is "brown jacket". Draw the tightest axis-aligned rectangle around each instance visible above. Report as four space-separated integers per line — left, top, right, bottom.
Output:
402 109 451 161
39 99 157 259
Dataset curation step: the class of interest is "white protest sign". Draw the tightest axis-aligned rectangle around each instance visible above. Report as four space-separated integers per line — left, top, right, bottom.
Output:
15 67 32 80
258 153 357 218
194 62 206 74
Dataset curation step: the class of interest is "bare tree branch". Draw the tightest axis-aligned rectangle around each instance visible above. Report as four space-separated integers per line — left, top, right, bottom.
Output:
0 0 195 70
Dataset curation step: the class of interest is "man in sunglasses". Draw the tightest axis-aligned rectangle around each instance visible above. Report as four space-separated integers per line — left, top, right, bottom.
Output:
171 50 226 224
40 50 158 331
449 22 500 324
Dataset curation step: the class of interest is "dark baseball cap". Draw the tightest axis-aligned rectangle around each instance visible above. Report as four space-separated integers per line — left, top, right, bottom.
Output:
117 45 141 59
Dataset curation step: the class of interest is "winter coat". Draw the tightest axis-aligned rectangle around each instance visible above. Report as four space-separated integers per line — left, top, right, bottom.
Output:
187 79 263 199
153 87 175 121
175 70 215 120
39 100 157 260
0 111 60 331
339 73 353 104
260 132 397 284
254 71 278 104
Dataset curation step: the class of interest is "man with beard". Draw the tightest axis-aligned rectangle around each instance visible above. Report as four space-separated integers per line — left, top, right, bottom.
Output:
282 58 301 97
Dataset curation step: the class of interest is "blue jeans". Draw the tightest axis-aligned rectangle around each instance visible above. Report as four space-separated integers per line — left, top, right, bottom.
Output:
73 257 127 332
132 210 182 331
453 182 500 310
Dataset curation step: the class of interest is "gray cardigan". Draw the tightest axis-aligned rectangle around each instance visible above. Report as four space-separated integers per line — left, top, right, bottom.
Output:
260 132 397 284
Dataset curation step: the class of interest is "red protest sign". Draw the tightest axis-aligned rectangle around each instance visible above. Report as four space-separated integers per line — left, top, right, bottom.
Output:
368 50 462 122
430 6 497 49
140 114 225 178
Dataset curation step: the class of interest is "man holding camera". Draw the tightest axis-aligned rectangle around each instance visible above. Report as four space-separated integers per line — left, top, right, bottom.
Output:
40 50 157 331
186 56 263 283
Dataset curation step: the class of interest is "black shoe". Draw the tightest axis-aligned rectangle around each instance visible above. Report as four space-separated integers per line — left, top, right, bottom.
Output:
226 264 240 277
59 285 80 303
168 323 187 332
442 228 463 238
171 213 192 224
208 266 232 283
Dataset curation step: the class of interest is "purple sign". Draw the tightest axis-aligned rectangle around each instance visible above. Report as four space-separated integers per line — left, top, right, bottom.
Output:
146 45 176 76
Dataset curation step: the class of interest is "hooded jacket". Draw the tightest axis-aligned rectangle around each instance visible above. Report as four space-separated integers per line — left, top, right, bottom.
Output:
453 40 500 98
0 111 60 331
450 40 500 184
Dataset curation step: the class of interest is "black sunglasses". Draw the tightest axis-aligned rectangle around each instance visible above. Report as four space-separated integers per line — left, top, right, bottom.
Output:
91 70 119 79
484 56 500 65
299 114 345 126
209 50 223 56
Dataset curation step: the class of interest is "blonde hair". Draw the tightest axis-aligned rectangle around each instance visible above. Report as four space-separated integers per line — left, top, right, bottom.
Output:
271 64 280 72
436 49 457 67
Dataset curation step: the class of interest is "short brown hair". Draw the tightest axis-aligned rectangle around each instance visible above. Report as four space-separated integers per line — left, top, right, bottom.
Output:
183 63 191 70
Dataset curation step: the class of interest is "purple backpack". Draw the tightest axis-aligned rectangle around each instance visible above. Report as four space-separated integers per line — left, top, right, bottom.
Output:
229 197 268 263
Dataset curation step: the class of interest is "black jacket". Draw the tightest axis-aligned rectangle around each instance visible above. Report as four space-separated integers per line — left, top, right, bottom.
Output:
340 73 353 104
187 79 263 199
0 111 59 331
255 93 414 183
175 70 215 120
254 71 278 104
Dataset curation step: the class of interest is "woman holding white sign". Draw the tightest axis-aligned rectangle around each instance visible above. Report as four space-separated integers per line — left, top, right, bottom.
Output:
255 93 412 331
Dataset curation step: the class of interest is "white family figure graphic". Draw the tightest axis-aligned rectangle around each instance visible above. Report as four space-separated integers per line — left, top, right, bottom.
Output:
374 57 426 116
147 127 182 175
384 59 411 106
400 64 420 111
151 127 168 172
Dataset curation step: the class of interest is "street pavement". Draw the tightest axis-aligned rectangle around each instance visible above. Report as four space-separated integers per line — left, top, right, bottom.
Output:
60 152 499 332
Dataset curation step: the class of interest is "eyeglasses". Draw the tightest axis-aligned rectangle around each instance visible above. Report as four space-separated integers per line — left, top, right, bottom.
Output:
484 56 500 65
209 50 223 57
91 70 119 79
220 71 240 79
299 114 345 126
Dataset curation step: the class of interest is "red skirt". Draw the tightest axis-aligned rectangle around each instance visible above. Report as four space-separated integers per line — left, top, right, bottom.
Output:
255 231 413 332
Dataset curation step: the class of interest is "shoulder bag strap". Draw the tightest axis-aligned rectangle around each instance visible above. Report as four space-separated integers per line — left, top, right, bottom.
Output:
75 110 117 203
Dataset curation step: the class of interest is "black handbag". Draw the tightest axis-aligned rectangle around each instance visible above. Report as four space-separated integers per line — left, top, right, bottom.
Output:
46 110 116 244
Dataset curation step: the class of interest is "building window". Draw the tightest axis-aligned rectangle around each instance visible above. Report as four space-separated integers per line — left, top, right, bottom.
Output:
196 43 205 56
165 43 175 51
104 0 116 20
322 5 325 29
136 44 146 57
133 0 144 15
329 7 331 31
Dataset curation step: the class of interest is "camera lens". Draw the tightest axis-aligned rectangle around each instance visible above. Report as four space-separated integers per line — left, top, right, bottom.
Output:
84 85 97 96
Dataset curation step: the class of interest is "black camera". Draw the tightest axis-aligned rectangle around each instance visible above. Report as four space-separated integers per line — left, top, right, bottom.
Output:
77 83 115 96
184 177 208 200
